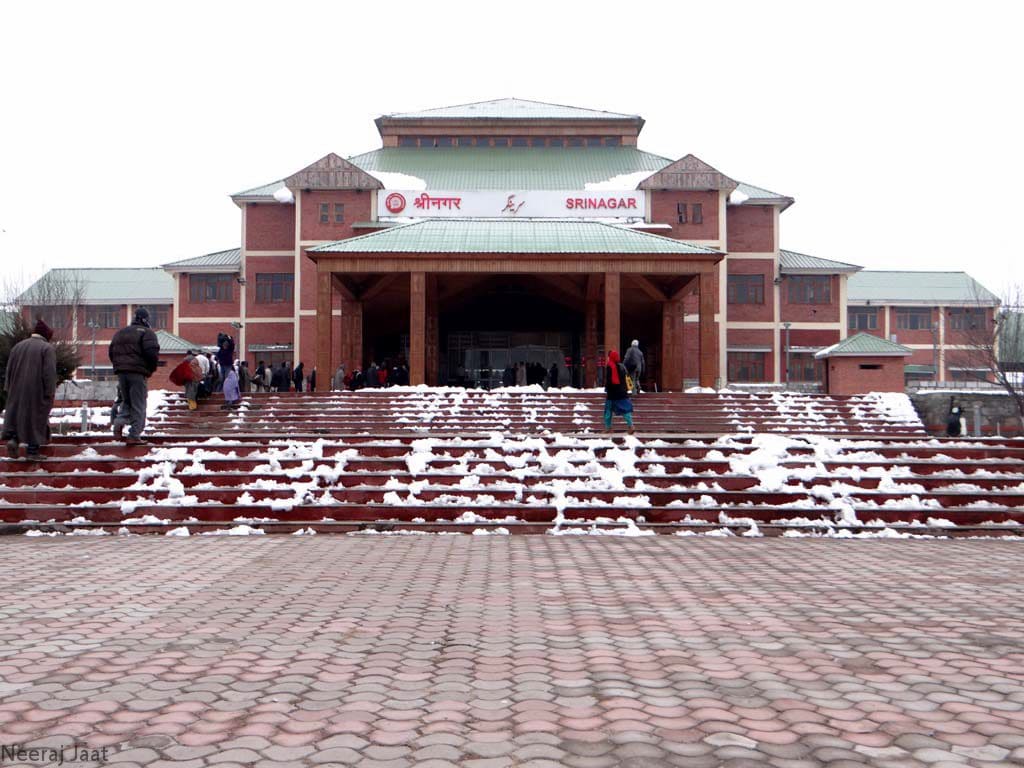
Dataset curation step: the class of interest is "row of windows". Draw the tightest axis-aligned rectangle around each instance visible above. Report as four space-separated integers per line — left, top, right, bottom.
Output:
727 352 824 384
189 274 294 304
676 203 703 225
848 307 988 331
30 305 170 330
725 275 832 306
398 136 623 148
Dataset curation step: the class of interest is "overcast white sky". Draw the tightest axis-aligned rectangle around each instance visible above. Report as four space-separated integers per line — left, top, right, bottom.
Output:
1 0 1021 297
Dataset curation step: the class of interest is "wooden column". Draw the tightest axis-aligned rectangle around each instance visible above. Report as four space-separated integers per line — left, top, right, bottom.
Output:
425 275 439 385
604 272 621 361
584 301 598 387
661 298 684 391
698 271 717 388
340 297 362 373
316 271 334 386
409 272 426 385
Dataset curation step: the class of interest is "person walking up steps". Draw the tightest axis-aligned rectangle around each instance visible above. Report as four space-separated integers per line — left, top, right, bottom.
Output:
3 319 58 460
623 339 645 393
603 349 635 434
109 307 160 445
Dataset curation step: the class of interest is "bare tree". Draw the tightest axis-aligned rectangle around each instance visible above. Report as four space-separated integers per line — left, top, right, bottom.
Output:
956 283 1024 430
0 269 85 408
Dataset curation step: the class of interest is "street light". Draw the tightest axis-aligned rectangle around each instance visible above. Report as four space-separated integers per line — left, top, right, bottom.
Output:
84 318 100 430
930 321 939 383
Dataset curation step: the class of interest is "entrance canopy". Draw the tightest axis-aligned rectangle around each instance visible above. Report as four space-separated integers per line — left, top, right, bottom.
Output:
308 219 722 389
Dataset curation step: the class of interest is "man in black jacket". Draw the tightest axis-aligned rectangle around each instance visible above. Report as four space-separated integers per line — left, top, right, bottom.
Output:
108 308 160 444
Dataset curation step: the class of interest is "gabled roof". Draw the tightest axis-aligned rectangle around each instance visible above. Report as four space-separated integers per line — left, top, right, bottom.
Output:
285 153 383 191
232 179 287 199
162 248 241 272
18 269 174 305
733 182 795 209
815 333 913 359
637 154 738 192
309 219 722 256
346 146 671 190
378 98 641 122
847 271 1000 306
780 249 861 274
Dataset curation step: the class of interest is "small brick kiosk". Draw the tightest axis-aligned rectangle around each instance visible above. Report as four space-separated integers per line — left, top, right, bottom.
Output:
815 333 912 395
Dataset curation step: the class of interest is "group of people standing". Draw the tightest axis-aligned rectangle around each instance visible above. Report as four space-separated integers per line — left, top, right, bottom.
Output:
501 362 559 388
330 360 408 391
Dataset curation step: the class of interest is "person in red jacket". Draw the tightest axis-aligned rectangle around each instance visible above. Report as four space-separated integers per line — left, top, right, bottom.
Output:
603 350 635 434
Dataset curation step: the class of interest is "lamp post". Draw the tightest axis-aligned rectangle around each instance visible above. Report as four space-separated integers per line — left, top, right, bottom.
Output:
930 321 939 383
783 321 792 389
84 318 100 431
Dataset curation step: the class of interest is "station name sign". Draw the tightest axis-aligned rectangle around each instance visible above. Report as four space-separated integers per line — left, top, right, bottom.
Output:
378 190 645 219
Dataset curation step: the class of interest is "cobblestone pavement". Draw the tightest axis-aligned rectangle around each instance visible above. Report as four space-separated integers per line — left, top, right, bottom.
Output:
0 538 1022 767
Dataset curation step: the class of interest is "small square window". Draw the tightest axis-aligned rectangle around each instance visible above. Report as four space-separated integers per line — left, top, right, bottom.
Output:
677 203 687 224
334 203 344 223
319 203 329 224
692 203 703 224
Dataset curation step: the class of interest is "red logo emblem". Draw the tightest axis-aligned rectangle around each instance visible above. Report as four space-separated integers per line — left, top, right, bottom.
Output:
385 192 406 214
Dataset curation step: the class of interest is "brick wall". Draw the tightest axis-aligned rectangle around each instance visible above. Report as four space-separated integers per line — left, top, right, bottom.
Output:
826 356 906 395
649 190 719 241
246 203 295 251
726 206 774 252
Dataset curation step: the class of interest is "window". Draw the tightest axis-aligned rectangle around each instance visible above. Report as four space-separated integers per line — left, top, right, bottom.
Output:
85 305 121 329
189 274 233 303
399 137 417 147
727 274 765 304
586 137 603 147
319 203 329 224
604 136 621 146
457 137 473 147
788 276 832 305
475 137 491 146
334 203 344 224
895 308 933 330
692 203 703 224
255 273 294 304
492 137 509 147
416 136 432 147
549 138 565 148
530 137 546 147
511 137 528 147
848 307 878 330
436 137 452 147
949 308 984 330
789 353 824 383
34 306 71 329
728 352 767 383
676 203 687 224
137 305 170 330
568 137 584 147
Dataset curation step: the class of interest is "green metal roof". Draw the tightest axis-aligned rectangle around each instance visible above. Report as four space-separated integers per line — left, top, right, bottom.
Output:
310 219 721 256
780 249 861 273
905 364 937 375
154 330 214 355
162 248 241 271
346 147 671 190
380 98 640 121
815 333 913 358
18 268 174 305
233 179 287 198
848 271 1000 305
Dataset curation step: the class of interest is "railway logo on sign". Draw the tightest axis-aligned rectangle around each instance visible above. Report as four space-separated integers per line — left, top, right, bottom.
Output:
385 192 406 214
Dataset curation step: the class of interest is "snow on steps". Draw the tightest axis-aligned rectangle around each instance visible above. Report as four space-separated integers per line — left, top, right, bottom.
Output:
5 389 1024 538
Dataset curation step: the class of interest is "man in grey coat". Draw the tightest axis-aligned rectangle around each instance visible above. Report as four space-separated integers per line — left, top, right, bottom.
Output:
623 339 645 392
108 308 160 444
3 319 58 460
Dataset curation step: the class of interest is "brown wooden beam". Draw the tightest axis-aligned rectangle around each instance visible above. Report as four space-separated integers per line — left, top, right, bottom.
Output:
668 275 698 301
626 274 668 303
316 272 334 387
331 274 357 302
661 299 684 391
532 274 586 302
358 273 401 302
586 274 603 302
698 271 717 388
409 272 426 385
604 272 621 361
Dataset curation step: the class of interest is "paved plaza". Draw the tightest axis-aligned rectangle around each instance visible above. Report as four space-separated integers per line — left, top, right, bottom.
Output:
0 537 1022 767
